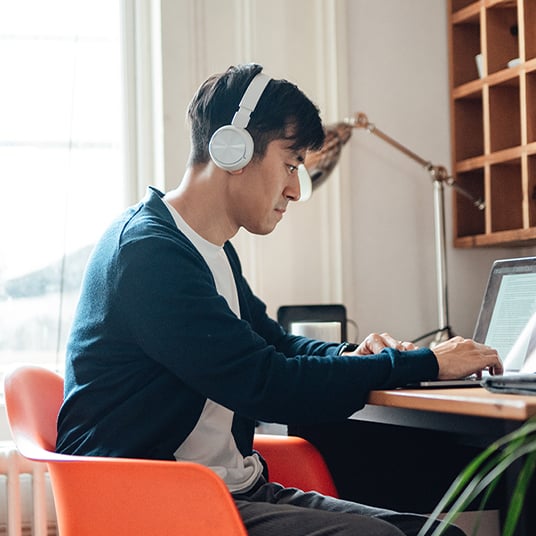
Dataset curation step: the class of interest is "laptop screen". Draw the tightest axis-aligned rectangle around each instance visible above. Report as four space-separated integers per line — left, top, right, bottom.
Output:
473 257 536 367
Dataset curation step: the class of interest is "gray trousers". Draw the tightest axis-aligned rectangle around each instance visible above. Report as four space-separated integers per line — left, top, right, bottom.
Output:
233 478 465 536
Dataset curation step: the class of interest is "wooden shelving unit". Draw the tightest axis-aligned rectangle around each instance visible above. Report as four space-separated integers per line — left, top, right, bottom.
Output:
448 0 536 247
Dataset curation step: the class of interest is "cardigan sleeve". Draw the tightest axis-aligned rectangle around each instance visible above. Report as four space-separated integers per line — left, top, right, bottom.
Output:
116 232 438 425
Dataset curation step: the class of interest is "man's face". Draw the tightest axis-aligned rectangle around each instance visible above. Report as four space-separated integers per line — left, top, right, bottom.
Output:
228 139 306 236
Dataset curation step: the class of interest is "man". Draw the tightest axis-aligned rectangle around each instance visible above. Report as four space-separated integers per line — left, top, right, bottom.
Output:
57 64 502 535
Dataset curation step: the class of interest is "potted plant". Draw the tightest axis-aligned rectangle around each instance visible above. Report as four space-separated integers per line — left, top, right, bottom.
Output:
419 416 536 536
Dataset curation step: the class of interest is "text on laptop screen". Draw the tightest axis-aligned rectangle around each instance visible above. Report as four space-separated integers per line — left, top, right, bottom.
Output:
474 258 536 365
484 271 536 361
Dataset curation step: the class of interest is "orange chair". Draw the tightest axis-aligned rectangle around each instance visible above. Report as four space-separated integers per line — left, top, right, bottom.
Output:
253 434 338 497
4 365 337 535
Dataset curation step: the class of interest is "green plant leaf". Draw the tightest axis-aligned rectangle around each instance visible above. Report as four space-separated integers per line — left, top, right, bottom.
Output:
418 416 536 536
502 450 536 536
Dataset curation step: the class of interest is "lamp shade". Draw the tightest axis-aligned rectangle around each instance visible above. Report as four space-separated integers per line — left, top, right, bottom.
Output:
304 121 354 189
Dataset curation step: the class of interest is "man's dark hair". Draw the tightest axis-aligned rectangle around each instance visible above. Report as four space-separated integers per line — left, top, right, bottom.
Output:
187 64 325 165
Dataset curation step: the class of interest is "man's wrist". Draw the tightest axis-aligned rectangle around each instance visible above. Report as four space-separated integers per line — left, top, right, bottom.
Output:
338 342 359 355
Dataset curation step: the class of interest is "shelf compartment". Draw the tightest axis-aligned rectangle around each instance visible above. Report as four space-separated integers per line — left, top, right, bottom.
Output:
451 0 479 14
449 1 535 248
524 0 536 61
455 227 536 248
454 92 484 160
485 3 519 76
489 159 523 232
488 77 521 152
451 15 482 86
455 168 485 237
527 70 536 144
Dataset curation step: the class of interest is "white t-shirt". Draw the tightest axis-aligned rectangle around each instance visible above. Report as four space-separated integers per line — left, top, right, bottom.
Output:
163 199 263 493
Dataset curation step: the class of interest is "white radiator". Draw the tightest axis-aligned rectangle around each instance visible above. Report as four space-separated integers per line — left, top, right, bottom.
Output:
0 442 56 536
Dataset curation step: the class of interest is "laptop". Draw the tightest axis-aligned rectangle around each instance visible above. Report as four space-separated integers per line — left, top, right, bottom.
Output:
410 256 536 388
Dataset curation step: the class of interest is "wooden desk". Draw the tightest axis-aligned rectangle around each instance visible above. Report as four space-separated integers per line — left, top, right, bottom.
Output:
367 387 536 421
351 388 535 535
291 388 536 535
345 388 536 448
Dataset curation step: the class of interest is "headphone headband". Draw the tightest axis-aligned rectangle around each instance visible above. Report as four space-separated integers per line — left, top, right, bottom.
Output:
231 73 271 129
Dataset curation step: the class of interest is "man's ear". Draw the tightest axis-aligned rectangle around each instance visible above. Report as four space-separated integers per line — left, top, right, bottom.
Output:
228 168 245 175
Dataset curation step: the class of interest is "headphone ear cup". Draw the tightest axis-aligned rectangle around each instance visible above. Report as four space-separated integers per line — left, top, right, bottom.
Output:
209 125 254 172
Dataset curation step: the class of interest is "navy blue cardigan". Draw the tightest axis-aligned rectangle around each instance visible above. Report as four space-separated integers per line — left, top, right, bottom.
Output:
56 187 438 459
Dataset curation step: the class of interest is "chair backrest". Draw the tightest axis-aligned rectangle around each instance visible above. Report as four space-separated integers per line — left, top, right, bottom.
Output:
253 434 339 498
4 365 64 460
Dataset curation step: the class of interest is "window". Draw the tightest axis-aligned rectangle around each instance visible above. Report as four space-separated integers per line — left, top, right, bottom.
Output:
0 0 127 375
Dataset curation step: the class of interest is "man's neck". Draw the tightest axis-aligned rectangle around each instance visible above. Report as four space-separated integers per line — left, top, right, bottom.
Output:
164 164 237 246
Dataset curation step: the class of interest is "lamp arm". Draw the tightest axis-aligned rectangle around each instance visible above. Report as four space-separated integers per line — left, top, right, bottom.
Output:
305 112 484 344
348 112 484 210
349 112 459 344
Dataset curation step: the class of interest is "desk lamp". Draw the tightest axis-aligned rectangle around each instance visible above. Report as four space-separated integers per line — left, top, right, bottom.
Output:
304 112 485 345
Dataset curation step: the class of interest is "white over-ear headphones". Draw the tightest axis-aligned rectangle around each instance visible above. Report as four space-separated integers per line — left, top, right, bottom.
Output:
209 71 271 172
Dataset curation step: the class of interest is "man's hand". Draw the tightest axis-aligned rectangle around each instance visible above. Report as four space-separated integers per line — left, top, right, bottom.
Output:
341 333 503 381
432 336 503 379
342 332 417 356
